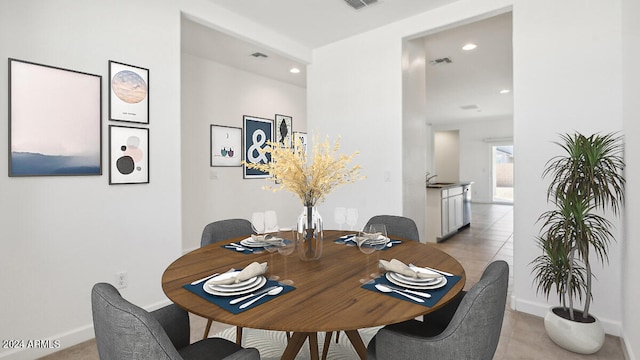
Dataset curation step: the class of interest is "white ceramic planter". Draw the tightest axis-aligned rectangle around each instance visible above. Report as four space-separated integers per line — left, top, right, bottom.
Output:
544 307 605 354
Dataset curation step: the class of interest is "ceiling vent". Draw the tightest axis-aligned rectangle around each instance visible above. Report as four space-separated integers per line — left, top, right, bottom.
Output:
251 52 268 58
429 57 453 65
344 0 378 10
460 104 480 110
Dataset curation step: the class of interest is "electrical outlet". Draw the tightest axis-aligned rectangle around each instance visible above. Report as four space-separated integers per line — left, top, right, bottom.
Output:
115 271 128 289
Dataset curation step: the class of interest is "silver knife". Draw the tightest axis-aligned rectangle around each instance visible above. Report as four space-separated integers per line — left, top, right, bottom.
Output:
409 263 454 277
190 273 219 286
229 285 278 305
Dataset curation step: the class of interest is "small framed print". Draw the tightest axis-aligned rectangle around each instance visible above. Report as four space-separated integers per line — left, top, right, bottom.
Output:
275 114 292 148
293 131 308 154
210 125 242 167
109 125 149 184
109 61 149 124
243 115 273 179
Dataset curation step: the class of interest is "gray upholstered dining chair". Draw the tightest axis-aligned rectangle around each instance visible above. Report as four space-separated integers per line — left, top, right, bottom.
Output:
201 218 254 248
201 218 255 343
91 283 260 360
365 215 420 242
366 260 509 360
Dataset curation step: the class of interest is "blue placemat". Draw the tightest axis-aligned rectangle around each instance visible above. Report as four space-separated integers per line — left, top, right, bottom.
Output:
183 279 295 314
362 273 461 307
334 235 403 250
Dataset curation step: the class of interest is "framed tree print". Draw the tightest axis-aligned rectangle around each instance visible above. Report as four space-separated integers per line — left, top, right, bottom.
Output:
8 58 102 177
109 125 149 184
109 61 149 124
243 115 272 179
275 114 292 148
210 125 242 167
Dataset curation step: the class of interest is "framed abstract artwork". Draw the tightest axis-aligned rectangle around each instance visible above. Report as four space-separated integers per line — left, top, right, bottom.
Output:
275 114 292 148
293 131 308 154
210 125 242 167
109 125 149 184
243 115 273 179
8 58 102 177
109 61 149 124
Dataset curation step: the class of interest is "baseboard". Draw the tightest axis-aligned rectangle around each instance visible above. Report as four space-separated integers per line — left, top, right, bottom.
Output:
623 336 636 360
513 297 623 336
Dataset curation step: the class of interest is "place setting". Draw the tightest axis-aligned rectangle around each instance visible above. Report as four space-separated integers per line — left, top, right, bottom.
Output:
221 233 291 254
334 232 403 249
361 258 462 307
183 261 295 314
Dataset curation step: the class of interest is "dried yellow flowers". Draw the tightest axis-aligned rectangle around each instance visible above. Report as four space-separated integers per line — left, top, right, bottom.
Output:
243 134 364 206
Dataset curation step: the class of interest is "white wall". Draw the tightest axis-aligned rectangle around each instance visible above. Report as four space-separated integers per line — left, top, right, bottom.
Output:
622 0 640 357
402 38 430 242
433 130 460 183
512 0 624 336
309 0 627 340
180 52 307 251
0 1 183 358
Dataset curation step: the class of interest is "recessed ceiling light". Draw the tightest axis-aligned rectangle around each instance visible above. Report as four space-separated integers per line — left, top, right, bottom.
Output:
289 67 301 74
499 89 511 94
462 43 477 51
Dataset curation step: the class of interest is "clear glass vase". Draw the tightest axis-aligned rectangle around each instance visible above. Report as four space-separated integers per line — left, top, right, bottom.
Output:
296 206 323 261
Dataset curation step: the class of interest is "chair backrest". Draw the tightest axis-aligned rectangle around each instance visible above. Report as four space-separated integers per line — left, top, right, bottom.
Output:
201 219 254 247
438 260 509 358
91 283 187 360
365 215 420 242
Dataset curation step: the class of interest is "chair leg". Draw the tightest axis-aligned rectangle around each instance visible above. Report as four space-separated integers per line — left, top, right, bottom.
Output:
336 330 340 343
203 319 213 340
236 327 243 345
322 332 333 360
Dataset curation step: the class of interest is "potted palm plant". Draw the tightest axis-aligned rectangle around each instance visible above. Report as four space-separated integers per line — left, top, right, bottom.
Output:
531 132 625 354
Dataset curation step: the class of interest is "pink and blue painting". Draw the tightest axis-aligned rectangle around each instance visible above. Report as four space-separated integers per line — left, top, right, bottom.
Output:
9 59 102 176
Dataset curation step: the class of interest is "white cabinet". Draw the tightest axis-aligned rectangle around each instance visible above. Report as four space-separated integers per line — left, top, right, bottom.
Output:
427 185 465 243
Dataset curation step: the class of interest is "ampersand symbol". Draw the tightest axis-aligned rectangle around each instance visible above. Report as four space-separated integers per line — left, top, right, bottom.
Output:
247 129 268 163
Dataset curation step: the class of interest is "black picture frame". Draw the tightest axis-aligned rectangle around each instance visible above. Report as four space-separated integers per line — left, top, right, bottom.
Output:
109 125 149 184
243 115 273 179
210 125 242 167
109 60 149 124
8 58 102 177
275 114 293 148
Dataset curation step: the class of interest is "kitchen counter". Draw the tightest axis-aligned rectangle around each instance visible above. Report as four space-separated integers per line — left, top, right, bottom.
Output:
426 181 473 189
426 182 473 242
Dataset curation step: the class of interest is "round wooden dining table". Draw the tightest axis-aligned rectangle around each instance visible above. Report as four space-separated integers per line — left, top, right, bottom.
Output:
162 230 465 360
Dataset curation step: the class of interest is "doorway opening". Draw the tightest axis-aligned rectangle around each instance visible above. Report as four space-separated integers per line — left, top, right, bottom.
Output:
492 145 513 203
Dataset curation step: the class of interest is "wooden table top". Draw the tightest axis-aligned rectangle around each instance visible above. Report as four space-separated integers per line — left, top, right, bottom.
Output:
161 230 466 333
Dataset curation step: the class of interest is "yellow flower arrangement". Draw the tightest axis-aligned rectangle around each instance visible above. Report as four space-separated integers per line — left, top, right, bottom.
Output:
244 134 364 206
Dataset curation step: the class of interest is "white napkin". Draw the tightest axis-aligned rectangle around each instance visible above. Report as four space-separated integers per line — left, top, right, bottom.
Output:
379 259 442 279
208 262 267 285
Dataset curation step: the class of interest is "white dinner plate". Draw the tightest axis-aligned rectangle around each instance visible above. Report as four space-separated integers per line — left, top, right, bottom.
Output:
365 236 389 245
240 238 269 248
386 272 447 290
204 276 267 296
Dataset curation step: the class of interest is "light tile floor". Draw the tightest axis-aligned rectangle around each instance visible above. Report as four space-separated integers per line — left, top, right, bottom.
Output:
40 204 625 359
